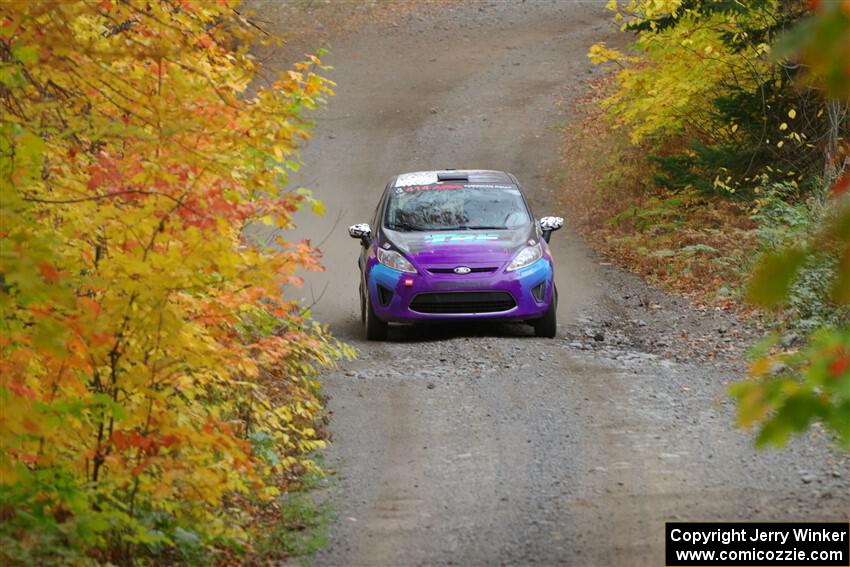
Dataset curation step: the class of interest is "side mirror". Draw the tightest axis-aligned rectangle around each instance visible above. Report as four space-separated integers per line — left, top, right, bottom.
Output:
348 223 372 245
539 216 564 243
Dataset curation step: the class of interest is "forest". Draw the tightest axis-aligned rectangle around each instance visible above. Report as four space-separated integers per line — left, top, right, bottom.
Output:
580 0 849 448
1 0 848 564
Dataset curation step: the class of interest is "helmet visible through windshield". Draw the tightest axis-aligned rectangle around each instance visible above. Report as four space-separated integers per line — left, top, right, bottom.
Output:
385 184 531 231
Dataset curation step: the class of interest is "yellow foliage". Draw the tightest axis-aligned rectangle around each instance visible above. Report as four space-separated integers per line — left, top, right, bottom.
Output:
590 0 777 144
0 0 351 560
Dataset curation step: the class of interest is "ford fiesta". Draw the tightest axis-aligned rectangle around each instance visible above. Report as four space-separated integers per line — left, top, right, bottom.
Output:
348 170 563 340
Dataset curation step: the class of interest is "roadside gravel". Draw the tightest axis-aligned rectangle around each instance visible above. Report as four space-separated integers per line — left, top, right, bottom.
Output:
313 268 849 566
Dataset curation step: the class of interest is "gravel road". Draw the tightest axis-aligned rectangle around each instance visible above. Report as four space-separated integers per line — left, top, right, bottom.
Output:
258 2 850 565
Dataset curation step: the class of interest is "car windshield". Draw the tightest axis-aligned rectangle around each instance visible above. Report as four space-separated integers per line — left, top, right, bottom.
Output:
384 183 530 231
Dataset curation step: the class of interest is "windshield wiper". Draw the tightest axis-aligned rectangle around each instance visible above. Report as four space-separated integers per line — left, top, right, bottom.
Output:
431 226 507 231
387 222 425 232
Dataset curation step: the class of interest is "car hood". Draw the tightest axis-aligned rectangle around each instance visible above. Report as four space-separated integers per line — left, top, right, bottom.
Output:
382 225 537 269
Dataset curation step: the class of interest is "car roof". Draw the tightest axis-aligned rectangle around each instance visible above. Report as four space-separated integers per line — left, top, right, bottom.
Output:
391 169 516 188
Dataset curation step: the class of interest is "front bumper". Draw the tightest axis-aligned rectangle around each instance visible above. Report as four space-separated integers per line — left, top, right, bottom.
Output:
367 258 554 323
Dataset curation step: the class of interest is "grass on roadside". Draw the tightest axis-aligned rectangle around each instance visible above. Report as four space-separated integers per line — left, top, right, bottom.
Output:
221 464 332 566
254 493 331 564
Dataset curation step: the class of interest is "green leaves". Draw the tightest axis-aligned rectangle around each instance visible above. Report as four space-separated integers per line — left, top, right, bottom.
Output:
731 325 850 449
774 5 850 98
11 44 38 65
735 192 850 449
746 247 807 307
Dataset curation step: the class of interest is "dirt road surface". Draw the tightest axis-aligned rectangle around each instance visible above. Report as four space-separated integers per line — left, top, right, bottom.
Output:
259 2 850 565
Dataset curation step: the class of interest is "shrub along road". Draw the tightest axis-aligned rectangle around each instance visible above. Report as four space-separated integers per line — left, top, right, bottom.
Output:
265 1 850 565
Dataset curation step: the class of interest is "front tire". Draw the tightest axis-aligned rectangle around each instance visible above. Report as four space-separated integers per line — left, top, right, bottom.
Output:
533 290 557 338
359 283 366 326
364 290 388 341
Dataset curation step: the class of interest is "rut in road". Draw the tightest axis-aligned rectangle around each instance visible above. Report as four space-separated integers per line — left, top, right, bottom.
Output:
257 2 850 565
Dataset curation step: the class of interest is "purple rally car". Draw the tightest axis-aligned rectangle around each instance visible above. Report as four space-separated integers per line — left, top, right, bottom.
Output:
348 170 564 340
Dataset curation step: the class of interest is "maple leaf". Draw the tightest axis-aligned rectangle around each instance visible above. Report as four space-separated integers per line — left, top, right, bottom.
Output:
0 0 344 559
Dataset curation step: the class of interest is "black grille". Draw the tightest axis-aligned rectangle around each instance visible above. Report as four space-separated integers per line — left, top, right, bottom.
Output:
426 267 497 274
409 292 516 314
532 282 546 302
377 285 394 306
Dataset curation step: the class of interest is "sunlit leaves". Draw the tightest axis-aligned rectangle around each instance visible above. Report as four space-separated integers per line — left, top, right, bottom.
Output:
590 1 779 144
0 0 348 561
587 42 635 65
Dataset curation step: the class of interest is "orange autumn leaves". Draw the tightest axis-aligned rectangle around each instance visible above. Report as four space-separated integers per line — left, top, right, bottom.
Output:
1 0 349 561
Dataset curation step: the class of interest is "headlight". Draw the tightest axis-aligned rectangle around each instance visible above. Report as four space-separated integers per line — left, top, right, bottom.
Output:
377 248 417 273
506 243 542 272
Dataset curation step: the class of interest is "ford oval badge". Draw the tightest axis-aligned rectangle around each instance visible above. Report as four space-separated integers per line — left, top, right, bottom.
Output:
453 266 472 274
